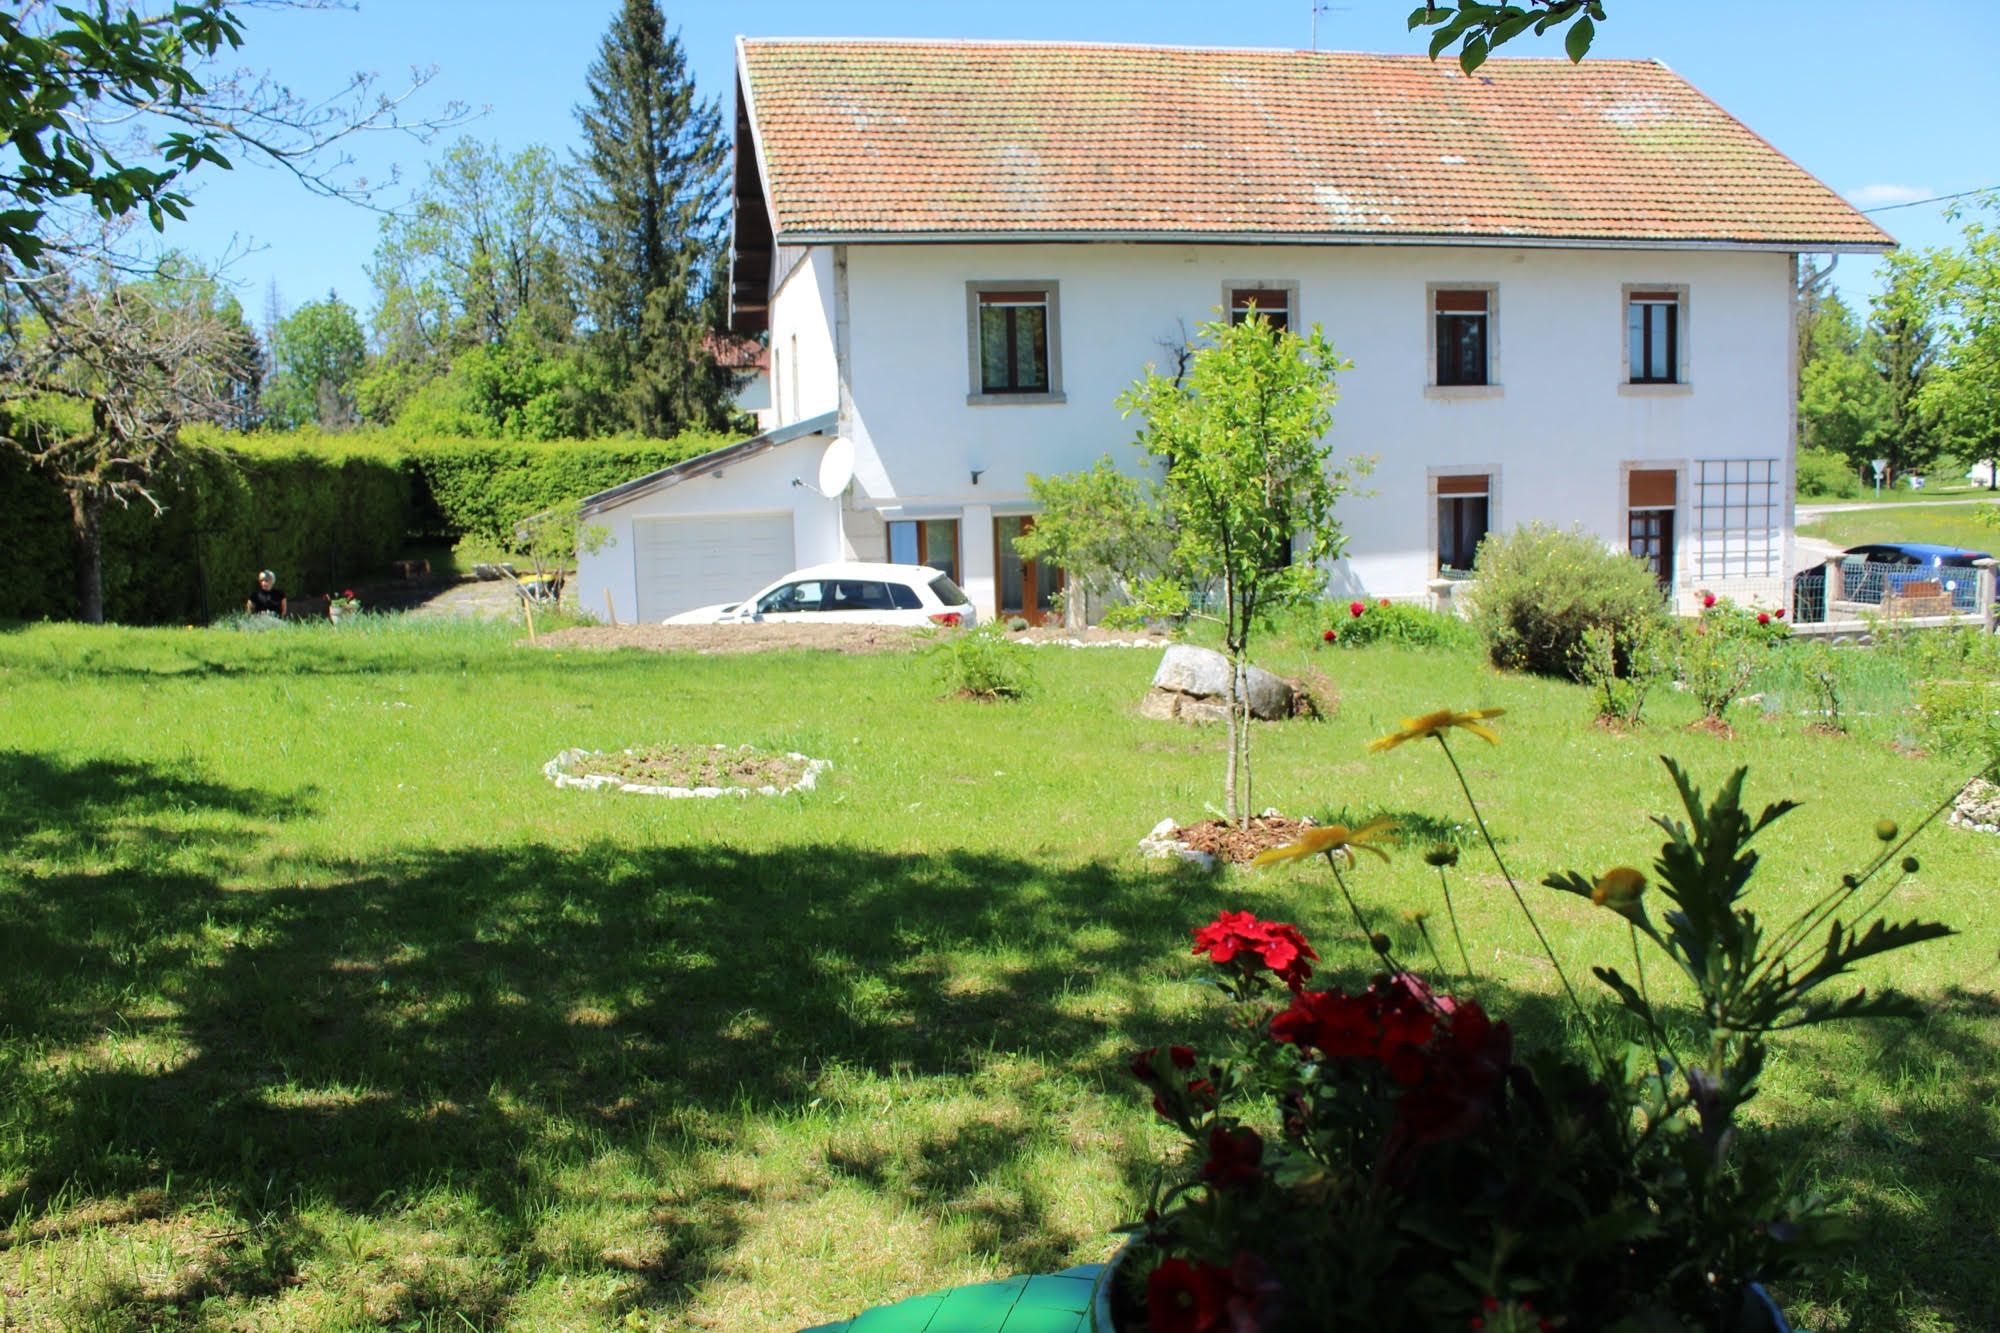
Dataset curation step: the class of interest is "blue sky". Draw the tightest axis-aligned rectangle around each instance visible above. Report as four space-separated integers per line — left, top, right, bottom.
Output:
163 0 1997 326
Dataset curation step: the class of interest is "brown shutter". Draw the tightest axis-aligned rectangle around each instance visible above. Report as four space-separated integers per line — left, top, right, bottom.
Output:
978 290 1047 305
1434 289 1488 314
1628 469 1677 507
1629 291 1678 304
1436 473 1489 496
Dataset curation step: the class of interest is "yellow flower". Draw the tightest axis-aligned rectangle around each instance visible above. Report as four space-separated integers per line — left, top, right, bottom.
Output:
1591 866 1648 917
1252 816 1396 867
1366 707 1505 752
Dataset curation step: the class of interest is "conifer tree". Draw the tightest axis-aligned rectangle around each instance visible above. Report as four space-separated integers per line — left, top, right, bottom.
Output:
569 1 731 437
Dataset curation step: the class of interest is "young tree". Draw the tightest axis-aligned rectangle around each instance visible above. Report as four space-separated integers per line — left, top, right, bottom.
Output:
1015 457 1179 625
569 0 732 437
1918 198 2000 490
1864 252 1943 484
1798 292 1886 464
264 293 366 430
0 257 258 622
1120 314 1364 826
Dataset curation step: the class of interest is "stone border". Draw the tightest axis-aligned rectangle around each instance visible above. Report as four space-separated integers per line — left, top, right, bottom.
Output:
1138 810 1318 871
544 744 832 799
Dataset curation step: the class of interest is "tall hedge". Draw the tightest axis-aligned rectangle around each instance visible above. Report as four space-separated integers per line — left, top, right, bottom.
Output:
0 426 733 625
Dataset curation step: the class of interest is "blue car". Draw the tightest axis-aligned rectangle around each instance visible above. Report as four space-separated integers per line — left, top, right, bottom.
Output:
1838 543 1992 611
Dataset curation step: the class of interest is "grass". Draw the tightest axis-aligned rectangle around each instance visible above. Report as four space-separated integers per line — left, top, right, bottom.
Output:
1801 481 1998 506
0 617 1995 1330
1797 498 2000 553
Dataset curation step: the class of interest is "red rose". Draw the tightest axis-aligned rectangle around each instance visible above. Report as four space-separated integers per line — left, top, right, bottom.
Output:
343 589 355 599
1775 607 1786 619
1146 1257 1233 1333
1701 593 1717 609
1757 612 1770 625
1379 598 1390 608
1322 628 1335 643
1200 1124 1264 1190
1349 600 1365 617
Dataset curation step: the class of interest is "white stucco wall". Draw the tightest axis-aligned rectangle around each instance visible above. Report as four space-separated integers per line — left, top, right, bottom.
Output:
836 242 1798 612
768 248 840 428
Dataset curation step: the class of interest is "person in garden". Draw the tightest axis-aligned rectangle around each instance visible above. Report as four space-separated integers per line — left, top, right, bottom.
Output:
246 569 287 617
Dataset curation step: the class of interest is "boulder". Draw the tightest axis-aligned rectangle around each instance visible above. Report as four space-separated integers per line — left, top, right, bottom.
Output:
1144 644 1294 722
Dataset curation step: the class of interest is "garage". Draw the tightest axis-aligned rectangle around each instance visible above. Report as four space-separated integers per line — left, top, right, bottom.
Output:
632 513 795 622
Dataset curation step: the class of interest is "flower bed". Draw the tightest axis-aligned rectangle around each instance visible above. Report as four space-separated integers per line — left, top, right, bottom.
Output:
543 744 830 798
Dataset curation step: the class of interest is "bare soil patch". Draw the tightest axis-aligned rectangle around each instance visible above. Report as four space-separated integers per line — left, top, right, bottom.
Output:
534 623 926 655
1684 716 1735 739
554 744 810 790
1171 814 1317 864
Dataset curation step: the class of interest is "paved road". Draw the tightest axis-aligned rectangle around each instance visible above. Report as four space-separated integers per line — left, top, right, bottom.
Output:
1798 495 1999 518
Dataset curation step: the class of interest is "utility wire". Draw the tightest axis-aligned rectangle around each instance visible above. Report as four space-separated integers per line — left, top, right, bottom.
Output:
1859 186 1995 214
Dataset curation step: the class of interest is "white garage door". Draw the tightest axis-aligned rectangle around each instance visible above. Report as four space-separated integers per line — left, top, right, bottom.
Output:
633 513 794 622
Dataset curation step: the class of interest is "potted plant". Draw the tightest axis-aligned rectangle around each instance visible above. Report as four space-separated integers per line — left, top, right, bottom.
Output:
327 588 360 622
1110 707 1957 1332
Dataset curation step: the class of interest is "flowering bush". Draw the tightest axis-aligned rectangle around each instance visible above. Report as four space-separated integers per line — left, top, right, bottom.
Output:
327 588 361 616
1119 708 1956 1331
1676 595 1789 723
1323 600 1478 652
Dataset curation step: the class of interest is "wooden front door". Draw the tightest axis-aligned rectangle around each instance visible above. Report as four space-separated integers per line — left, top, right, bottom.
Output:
995 515 1063 625
1628 508 1674 589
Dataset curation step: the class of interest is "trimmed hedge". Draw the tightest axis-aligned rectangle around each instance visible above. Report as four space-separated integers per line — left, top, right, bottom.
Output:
0 426 734 624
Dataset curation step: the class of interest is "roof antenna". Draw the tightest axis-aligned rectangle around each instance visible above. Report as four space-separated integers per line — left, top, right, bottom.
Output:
1310 2 1351 52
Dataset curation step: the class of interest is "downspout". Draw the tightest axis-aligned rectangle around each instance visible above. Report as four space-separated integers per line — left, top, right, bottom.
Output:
833 244 856 555
1783 253 1800 609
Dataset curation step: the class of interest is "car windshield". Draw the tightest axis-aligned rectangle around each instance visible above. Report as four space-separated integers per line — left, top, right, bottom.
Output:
929 574 971 607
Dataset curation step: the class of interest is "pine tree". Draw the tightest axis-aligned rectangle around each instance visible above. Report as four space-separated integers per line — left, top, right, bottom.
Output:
1864 253 1942 483
570 0 730 437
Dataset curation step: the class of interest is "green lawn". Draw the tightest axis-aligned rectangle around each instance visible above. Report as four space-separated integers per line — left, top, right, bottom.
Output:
1797 498 2000 553
1802 482 1997 506
1 618 1994 1331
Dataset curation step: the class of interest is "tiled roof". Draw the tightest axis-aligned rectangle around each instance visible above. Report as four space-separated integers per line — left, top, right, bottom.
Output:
737 39 1890 250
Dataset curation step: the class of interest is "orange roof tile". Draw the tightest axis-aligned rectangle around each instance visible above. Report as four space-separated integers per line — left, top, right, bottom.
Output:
737 39 1890 250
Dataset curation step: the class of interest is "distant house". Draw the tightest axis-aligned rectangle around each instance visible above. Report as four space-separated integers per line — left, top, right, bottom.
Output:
578 39 1891 625
705 330 774 433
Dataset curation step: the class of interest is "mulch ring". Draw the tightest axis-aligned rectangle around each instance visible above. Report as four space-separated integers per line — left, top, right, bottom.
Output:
556 744 809 789
1170 814 1317 864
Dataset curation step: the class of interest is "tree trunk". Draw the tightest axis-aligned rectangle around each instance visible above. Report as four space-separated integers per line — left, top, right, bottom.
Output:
1223 653 1241 827
1235 653 1254 825
69 487 105 625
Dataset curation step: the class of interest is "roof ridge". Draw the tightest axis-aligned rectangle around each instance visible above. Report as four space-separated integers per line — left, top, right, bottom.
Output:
736 35 1668 65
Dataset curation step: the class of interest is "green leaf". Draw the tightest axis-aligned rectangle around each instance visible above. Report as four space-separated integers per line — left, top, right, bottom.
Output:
1565 14 1596 62
1407 5 1444 30
1459 34 1490 72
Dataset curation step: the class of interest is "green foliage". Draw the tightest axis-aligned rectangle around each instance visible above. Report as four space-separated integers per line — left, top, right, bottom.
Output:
1676 597 1789 722
1795 640 1850 732
1916 195 2000 481
920 623 1036 701
1017 456 1176 622
1865 250 1946 482
1886 626 2000 760
0 3 241 267
1465 523 1667 678
570 0 733 437
391 334 606 441
1798 292 1887 467
1796 447 1862 499
264 293 367 430
1573 620 1668 723
1409 1 1603 72
1324 599 1476 652
1118 311 1364 822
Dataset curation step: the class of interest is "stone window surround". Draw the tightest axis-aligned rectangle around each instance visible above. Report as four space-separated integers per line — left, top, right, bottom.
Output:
965 280 1066 406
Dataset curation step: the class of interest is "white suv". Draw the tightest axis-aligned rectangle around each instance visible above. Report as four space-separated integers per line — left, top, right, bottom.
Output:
663 561 978 627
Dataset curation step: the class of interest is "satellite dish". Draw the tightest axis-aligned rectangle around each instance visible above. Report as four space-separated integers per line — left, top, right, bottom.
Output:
817 436 855 496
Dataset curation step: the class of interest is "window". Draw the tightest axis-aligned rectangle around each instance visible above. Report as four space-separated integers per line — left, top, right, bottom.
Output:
888 582 922 611
756 581 826 614
1628 291 1679 383
1433 289 1491 386
969 286 1056 397
1627 468 1678 588
889 518 961 584
1436 474 1491 574
1227 284 1294 331
929 574 971 607
1692 459 1780 581
995 515 1064 625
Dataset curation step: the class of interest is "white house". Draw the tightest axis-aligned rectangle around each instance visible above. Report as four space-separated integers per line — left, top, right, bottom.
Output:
577 39 1891 626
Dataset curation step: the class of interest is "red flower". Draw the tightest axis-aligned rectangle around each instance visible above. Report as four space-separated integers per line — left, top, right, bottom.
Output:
1757 612 1770 625
1775 607 1786 619
1379 598 1391 608
1200 1124 1264 1190
1146 1257 1233 1333
1349 600 1365 617
342 588 355 599
1701 593 1717 609
1322 628 1336 643
1192 911 1318 990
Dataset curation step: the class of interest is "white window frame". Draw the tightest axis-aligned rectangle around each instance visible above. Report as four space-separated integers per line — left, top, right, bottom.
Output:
1619 283 1693 396
1428 465 1501 577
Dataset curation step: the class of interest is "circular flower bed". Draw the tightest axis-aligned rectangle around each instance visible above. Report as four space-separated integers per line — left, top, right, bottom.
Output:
544 744 830 798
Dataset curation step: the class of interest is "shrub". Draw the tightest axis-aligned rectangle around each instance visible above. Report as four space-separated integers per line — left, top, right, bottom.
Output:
1573 620 1668 724
922 623 1036 700
1465 524 1667 678
1796 447 1862 499
1890 626 2000 759
1323 598 1477 652
1676 596 1789 723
